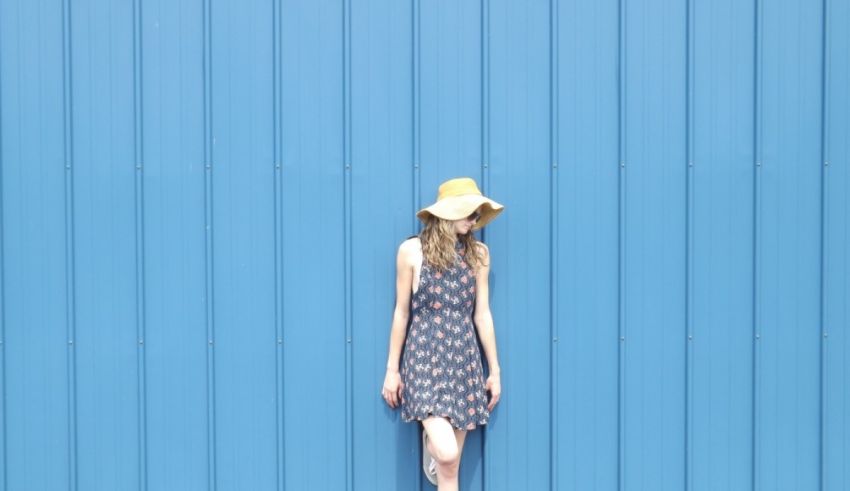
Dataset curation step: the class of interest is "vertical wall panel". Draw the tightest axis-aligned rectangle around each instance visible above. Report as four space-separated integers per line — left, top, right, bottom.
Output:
349 0 416 489
622 0 688 489
0 1 69 490
825 0 849 488
420 0 481 183
488 0 551 489
556 0 620 489
759 0 824 489
209 0 278 488
141 0 209 489
690 0 756 489
69 0 139 488
279 0 346 489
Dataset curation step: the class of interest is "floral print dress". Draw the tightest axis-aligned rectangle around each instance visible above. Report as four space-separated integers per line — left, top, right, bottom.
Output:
400 237 490 430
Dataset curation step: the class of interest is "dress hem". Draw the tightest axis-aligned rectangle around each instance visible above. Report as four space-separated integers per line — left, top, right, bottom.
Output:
402 412 489 431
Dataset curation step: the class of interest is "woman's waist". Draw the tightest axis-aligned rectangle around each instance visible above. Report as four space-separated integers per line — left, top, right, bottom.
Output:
410 308 474 323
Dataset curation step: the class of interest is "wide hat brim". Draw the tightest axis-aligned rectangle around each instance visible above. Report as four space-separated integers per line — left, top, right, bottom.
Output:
416 194 504 230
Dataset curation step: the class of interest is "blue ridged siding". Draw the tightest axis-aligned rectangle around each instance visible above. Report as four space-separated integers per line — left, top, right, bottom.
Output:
0 0 847 490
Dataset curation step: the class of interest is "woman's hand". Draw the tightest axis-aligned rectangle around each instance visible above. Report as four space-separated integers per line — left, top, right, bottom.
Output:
485 373 501 412
382 369 404 408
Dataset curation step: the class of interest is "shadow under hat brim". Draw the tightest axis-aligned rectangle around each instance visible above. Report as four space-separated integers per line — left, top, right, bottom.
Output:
416 194 504 230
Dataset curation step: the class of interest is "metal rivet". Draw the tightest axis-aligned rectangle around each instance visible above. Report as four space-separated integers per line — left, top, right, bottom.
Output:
823 332 828 338
755 333 761 339
138 339 144 345
208 340 213 345
619 336 625 341
688 335 693 340
68 340 74 345
277 339 283 344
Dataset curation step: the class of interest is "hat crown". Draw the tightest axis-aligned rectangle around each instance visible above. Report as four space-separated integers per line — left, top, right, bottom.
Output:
436 177 482 201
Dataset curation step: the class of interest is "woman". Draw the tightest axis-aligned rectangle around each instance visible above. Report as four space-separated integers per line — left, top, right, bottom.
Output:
381 177 503 490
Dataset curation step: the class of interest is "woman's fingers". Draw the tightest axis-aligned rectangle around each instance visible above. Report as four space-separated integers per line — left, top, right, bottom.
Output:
485 375 501 411
488 393 499 411
486 384 500 411
382 387 396 408
381 375 404 408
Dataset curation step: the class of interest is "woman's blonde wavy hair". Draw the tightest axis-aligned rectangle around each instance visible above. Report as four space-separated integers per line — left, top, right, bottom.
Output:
419 215 487 273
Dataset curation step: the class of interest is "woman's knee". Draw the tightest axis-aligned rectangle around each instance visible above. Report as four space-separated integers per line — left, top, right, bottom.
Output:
422 417 460 465
433 442 459 466
432 440 460 478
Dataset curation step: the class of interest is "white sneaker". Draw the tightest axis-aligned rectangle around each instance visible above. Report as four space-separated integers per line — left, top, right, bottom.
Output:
422 429 438 485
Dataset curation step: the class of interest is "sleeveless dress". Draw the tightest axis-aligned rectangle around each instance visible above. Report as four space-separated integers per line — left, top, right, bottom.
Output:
400 236 490 430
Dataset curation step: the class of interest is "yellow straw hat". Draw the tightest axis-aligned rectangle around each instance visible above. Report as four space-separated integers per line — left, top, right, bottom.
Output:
416 177 504 230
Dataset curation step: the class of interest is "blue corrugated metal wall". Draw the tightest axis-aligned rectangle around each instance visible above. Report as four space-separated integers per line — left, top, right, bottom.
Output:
0 0 847 490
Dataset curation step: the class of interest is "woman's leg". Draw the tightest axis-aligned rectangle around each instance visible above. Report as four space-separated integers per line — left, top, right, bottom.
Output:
453 426 468 459
422 416 468 491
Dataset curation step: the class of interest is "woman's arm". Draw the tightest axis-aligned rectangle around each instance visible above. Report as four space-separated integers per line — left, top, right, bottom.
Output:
473 243 501 376
473 242 502 411
382 241 414 408
386 241 413 372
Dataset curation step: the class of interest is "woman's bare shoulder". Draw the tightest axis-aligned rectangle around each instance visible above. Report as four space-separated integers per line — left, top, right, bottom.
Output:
397 235 422 260
473 240 489 256
401 235 421 246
